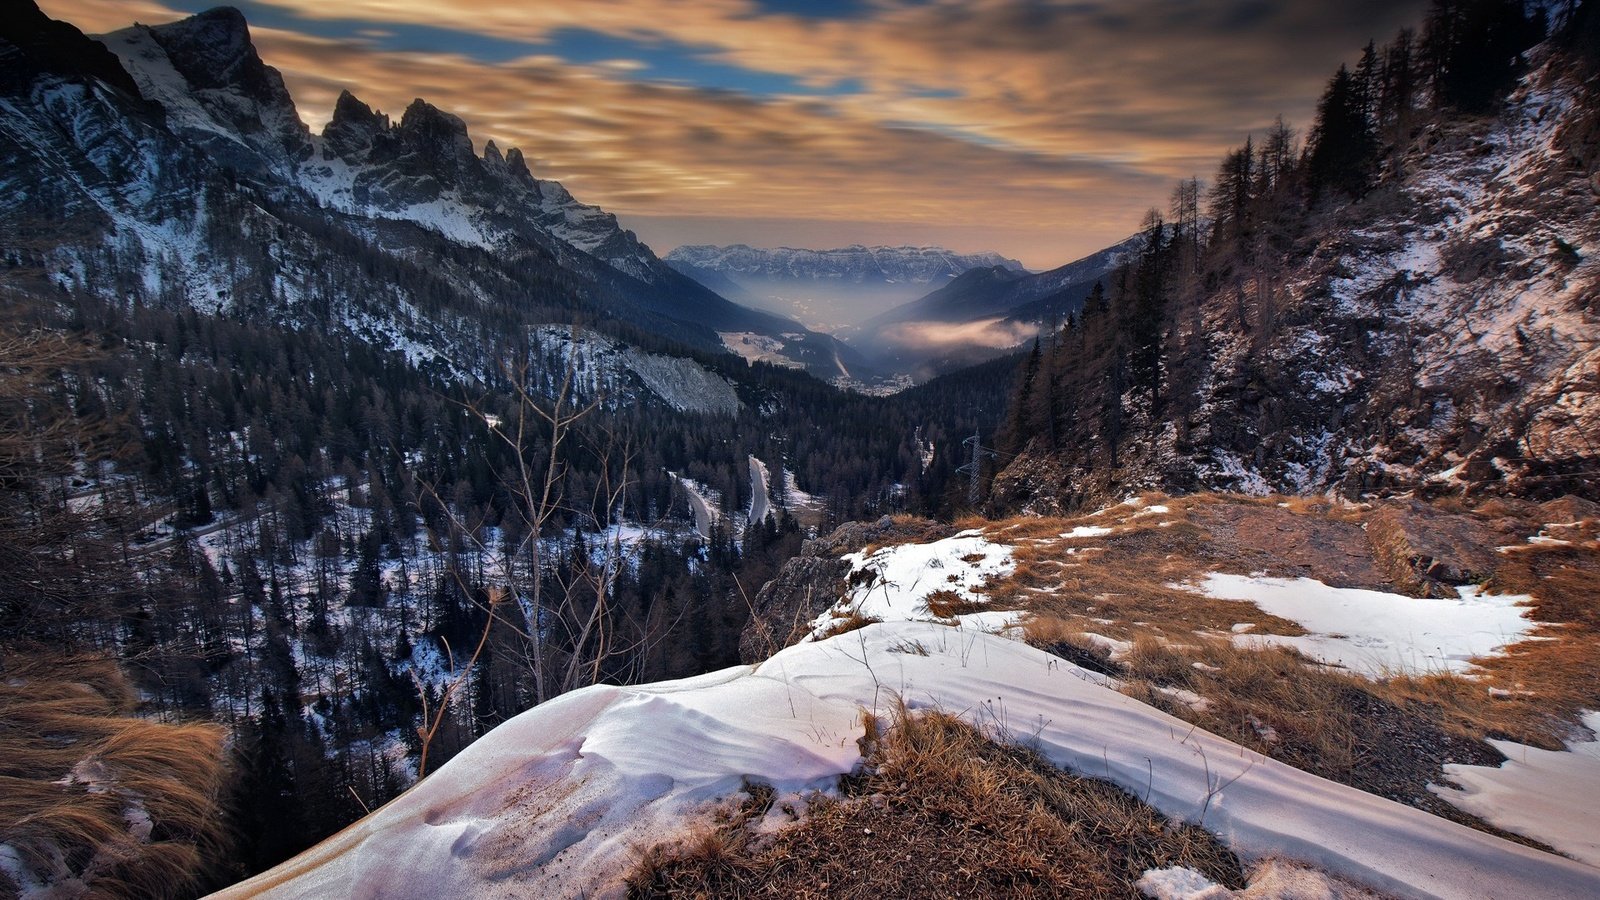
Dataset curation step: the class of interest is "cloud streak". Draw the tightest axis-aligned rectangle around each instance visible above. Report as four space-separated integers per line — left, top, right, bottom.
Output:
41 0 1430 267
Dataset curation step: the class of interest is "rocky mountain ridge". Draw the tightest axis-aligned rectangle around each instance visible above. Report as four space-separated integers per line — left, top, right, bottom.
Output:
2 3 864 384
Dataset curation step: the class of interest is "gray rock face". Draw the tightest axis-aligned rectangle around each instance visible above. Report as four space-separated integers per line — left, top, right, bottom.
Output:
100 7 310 176
322 89 387 161
1367 501 1519 597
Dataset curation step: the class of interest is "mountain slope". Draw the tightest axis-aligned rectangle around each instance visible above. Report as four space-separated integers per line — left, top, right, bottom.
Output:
2 3 865 383
852 232 1143 334
991 44 1600 509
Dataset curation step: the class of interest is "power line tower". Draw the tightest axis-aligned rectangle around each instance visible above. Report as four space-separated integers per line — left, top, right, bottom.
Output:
956 426 997 507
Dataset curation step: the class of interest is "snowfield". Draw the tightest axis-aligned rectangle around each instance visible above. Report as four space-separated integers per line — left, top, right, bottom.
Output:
211 620 1600 900
1195 573 1538 677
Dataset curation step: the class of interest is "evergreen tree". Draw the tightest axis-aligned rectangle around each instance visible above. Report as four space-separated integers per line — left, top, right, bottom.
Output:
1306 65 1378 202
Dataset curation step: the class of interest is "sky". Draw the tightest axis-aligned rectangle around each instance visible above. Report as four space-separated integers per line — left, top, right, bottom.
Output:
41 0 1431 270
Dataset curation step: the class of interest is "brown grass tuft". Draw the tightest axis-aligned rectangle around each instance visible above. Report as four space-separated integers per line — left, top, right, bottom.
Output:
0 650 231 898
815 609 882 640
628 703 1244 898
923 589 991 619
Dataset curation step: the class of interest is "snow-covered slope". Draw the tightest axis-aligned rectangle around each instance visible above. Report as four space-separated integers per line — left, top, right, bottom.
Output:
531 325 741 417
212 619 1600 900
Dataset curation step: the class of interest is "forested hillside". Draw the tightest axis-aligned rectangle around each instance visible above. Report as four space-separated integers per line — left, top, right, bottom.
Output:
991 0 1599 511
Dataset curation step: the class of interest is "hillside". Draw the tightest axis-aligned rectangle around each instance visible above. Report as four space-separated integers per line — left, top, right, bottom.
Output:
990 32 1600 510
217 492 1600 898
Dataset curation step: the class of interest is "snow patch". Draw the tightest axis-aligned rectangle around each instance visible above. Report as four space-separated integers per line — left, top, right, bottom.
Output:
1196 574 1538 677
809 532 1015 637
1433 710 1600 867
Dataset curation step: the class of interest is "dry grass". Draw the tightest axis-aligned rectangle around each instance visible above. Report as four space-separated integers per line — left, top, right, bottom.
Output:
1001 512 1308 645
1376 629 1600 749
923 589 992 619
967 493 1600 842
0 650 231 898
1369 535 1600 748
1119 639 1374 780
802 494 1594 850
991 494 1600 744
815 609 882 640
629 703 1243 899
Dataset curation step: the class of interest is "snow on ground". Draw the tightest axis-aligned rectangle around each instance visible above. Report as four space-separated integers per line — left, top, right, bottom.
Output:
1079 631 1135 660
672 474 720 540
808 530 1016 637
780 467 824 515
746 455 772 526
213 621 1600 900
1139 859 1386 899
718 332 806 369
1195 574 1538 677
1432 710 1600 867
534 326 741 416
1064 525 1114 538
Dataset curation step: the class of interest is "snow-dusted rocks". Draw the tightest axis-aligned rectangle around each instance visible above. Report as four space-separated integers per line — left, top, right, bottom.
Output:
531 325 741 416
99 8 311 178
990 50 1600 506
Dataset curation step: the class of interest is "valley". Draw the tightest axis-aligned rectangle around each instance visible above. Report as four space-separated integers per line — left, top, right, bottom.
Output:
2 1 1598 898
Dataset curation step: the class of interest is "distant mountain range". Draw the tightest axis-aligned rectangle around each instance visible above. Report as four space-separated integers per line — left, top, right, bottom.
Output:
666 244 1027 333
665 237 1144 383
834 234 1145 381
667 244 1025 285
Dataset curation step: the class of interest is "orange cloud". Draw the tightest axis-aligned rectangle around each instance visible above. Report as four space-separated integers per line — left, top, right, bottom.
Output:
36 0 1428 268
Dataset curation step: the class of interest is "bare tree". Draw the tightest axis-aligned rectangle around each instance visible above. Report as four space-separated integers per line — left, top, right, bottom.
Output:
410 331 661 773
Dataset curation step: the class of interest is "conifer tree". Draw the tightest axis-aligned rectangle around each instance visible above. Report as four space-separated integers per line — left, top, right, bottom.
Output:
1306 65 1378 202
